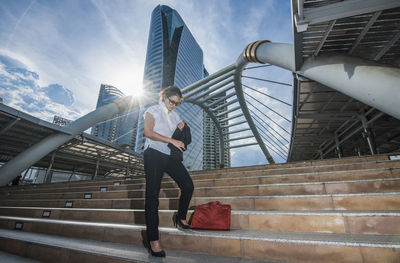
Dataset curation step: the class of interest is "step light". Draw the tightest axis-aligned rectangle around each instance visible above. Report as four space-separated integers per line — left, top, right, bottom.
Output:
113 182 121 186
389 154 400 160
42 210 51 217
84 193 92 199
15 222 23 230
100 187 107 192
65 201 73 208
125 177 132 180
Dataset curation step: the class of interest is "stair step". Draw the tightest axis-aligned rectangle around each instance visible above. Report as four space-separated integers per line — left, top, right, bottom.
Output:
1 217 399 263
1 156 397 193
1 192 400 210
0 251 41 263
0 229 266 263
1 208 400 234
4 177 400 201
3 165 399 198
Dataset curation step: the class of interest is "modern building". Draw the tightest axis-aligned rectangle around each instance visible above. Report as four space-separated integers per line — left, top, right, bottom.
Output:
201 68 231 169
91 84 138 148
136 5 208 170
203 95 231 169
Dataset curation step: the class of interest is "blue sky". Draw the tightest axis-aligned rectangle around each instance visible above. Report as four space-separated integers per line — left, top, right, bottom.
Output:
0 0 293 166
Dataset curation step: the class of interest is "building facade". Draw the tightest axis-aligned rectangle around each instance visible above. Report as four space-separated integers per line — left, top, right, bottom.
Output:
136 5 206 170
91 84 138 148
202 94 231 169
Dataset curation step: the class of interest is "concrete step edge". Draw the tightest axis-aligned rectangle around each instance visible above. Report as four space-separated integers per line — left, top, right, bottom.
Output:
1 216 400 248
4 177 400 198
1 207 400 216
2 190 400 201
0 229 265 263
3 165 400 195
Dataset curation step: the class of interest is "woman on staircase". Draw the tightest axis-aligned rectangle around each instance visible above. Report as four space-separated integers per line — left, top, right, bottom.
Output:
143 86 194 257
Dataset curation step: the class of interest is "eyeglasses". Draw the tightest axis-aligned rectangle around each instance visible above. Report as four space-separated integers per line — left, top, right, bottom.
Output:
168 97 181 107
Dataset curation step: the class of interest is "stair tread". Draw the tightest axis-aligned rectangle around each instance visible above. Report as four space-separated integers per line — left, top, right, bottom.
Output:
2 216 400 248
4 177 400 196
3 165 399 193
0 228 267 263
2 191 400 201
0 251 41 263
1 206 400 216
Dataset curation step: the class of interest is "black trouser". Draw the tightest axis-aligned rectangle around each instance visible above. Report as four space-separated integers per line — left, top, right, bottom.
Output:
144 147 194 241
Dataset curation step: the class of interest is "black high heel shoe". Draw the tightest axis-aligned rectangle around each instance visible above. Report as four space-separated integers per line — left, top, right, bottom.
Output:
147 241 166 257
173 212 191 229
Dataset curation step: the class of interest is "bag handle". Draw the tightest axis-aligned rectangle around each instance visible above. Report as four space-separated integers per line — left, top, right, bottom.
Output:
208 201 220 206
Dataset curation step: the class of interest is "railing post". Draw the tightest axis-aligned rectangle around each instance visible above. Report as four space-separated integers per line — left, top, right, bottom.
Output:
44 152 56 183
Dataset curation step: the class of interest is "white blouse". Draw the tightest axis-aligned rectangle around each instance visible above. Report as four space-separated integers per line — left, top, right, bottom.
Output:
143 103 182 155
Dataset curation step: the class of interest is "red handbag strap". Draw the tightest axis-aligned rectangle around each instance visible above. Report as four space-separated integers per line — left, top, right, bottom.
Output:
208 201 220 206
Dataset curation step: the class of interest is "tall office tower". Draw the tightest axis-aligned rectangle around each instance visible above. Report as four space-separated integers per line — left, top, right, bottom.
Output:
136 5 206 170
203 94 231 169
201 68 230 169
91 84 138 148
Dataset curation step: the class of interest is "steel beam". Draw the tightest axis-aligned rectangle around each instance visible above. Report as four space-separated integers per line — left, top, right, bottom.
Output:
199 84 235 103
227 135 255 142
314 20 336 57
181 64 236 94
223 128 251 136
226 142 258 149
294 0 400 32
215 106 241 118
0 118 20 136
222 120 247 129
349 11 381 54
208 96 237 110
219 113 243 123
374 28 400 61
183 74 234 99
297 113 358 120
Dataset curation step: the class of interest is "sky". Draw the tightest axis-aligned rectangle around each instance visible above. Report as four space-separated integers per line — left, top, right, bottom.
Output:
0 0 294 167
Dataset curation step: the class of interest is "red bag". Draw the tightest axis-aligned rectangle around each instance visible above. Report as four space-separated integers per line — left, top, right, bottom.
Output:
190 201 231 230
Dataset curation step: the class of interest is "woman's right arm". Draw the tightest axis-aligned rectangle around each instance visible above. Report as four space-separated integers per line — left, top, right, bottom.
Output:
144 112 185 151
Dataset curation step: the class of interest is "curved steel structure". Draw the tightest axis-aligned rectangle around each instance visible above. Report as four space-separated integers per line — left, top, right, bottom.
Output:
181 31 400 166
181 41 277 165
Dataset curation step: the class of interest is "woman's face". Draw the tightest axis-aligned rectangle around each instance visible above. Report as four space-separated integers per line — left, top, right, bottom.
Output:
164 94 182 112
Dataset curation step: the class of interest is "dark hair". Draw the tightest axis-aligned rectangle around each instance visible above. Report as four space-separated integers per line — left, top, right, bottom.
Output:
159 86 182 101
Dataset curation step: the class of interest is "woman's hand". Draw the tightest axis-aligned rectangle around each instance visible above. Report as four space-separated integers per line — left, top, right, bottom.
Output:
177 122 185 130
171 138 185 152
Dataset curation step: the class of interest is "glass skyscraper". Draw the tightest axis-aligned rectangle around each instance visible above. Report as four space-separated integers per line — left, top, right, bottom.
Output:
136 5 206 170
91 84 138 148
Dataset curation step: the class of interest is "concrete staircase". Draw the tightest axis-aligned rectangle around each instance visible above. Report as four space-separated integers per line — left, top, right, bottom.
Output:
0 153 400 262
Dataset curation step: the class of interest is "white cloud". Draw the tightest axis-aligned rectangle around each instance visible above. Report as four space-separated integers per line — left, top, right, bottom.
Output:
0 53 81 122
